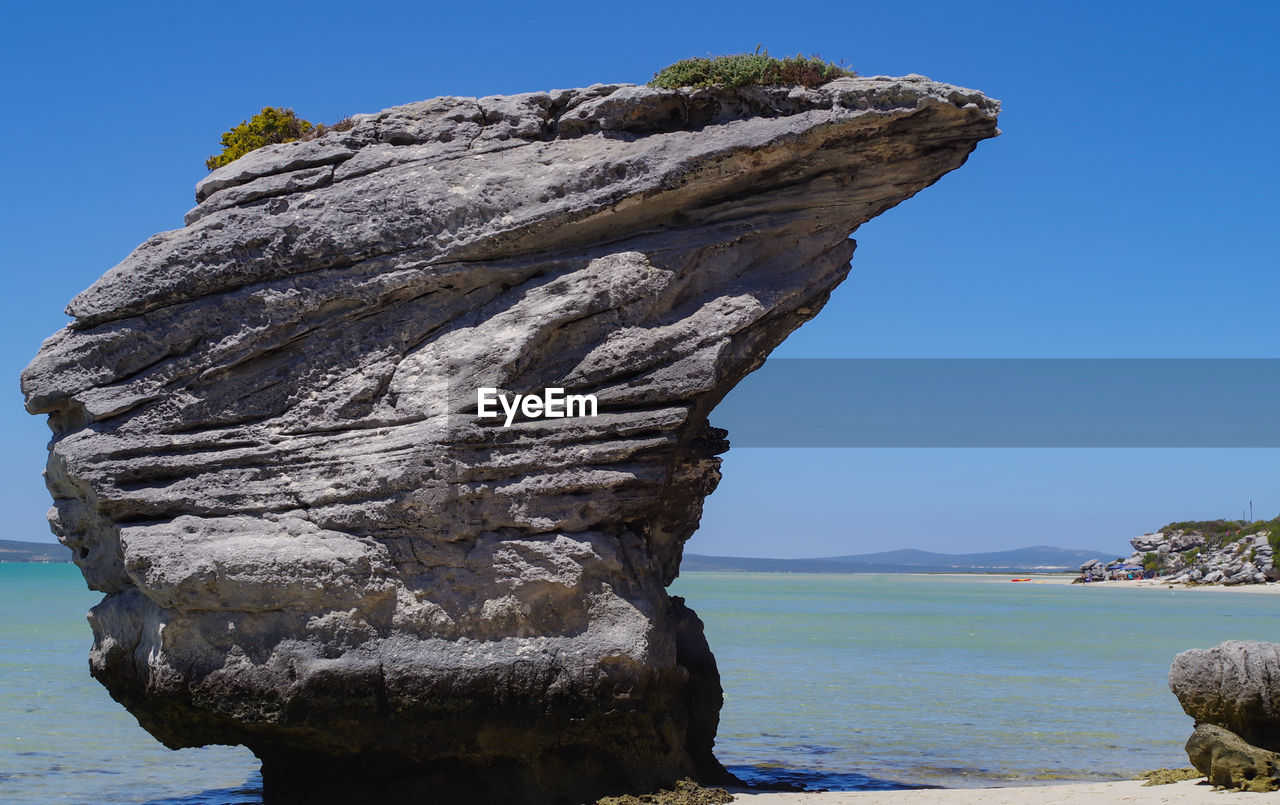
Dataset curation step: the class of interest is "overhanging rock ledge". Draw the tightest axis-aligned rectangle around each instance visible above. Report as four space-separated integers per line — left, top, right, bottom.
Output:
21 75 998 804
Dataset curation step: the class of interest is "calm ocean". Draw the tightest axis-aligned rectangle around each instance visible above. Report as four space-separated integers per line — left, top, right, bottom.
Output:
2 564 1275 803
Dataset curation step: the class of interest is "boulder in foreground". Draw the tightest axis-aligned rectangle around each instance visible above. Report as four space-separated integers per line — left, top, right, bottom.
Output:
1185 723 1280 792
1170 640 1280 752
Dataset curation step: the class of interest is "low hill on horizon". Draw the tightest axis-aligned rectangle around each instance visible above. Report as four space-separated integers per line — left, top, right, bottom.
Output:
683 545 1117 574
0 539 72 563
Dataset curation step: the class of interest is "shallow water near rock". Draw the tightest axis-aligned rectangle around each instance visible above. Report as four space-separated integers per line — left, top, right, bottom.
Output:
4 563 1274 802
1 564 260 804
673 571 1278 790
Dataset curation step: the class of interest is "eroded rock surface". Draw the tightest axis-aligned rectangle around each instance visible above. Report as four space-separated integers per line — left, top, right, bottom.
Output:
1185 724 1280 792
22 76 998 804
1170 641 1280 753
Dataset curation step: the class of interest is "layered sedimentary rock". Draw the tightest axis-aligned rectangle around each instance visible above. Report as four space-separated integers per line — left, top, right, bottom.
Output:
22 76 998 803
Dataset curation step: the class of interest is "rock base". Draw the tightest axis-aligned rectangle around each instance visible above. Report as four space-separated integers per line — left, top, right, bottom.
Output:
258 752 735 805
1186 723 1280 793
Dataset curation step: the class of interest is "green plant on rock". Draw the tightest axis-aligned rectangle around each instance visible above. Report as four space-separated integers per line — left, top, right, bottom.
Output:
1143 552 1163 574
649 47 854 89
1264 521 1280 561
1162 519 1243 542
1220 515 1280 557
303 116 356 140
206 107 314 171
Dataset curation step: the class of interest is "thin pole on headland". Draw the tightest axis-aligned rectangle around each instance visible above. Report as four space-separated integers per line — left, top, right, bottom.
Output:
1250 500 1253 523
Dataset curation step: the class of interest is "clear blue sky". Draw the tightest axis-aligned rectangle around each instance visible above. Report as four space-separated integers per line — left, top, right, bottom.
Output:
2 1 1276 556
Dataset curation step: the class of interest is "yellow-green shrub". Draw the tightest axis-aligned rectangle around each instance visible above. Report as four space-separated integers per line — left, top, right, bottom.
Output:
649 49 854 89
206 107 314 171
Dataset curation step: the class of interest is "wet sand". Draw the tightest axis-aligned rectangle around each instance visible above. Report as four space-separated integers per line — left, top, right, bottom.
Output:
731 778 1243 803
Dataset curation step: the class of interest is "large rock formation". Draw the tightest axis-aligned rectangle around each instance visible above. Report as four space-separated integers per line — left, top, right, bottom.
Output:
1185 724 1280 792
22 76 998 803
1170 641 1280 791
1170 641 1280 752
1119 526 1276 585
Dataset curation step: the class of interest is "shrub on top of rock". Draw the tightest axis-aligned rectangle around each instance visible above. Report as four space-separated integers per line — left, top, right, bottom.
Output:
649 48 854 89
205 107 314 171
205 108 357 171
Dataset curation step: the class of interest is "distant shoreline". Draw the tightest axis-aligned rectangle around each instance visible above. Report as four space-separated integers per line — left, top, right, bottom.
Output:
681 568 1077 576
682 569 1280 593
682 546 1119 575
0 539 71 564
914 572 1280 593
0 560 70 564
11 545 1277 592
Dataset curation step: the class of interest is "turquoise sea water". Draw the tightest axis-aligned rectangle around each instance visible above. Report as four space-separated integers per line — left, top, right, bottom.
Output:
0 564 260 804
2 564 1276 802
672 571 1277 789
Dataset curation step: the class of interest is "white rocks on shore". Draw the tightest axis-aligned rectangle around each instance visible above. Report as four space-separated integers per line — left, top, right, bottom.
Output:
1100 527 1276 586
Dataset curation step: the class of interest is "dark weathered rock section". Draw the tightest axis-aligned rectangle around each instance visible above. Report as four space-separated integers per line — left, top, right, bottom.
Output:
22 76 998 804
1185 723 1280 792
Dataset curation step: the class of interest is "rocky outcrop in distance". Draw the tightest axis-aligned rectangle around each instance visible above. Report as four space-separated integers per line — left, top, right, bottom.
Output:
22 76 998 804
1170 641 1280 791
1082 522 1277 585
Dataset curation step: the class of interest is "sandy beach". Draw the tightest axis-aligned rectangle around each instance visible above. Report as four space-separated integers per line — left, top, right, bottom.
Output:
731 779 1249 803
924 574 1280 595
1077 579 1280 594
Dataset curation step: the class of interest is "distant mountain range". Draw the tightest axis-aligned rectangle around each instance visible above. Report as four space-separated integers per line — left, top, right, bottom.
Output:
0 539 71 563
682 545 1118 574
